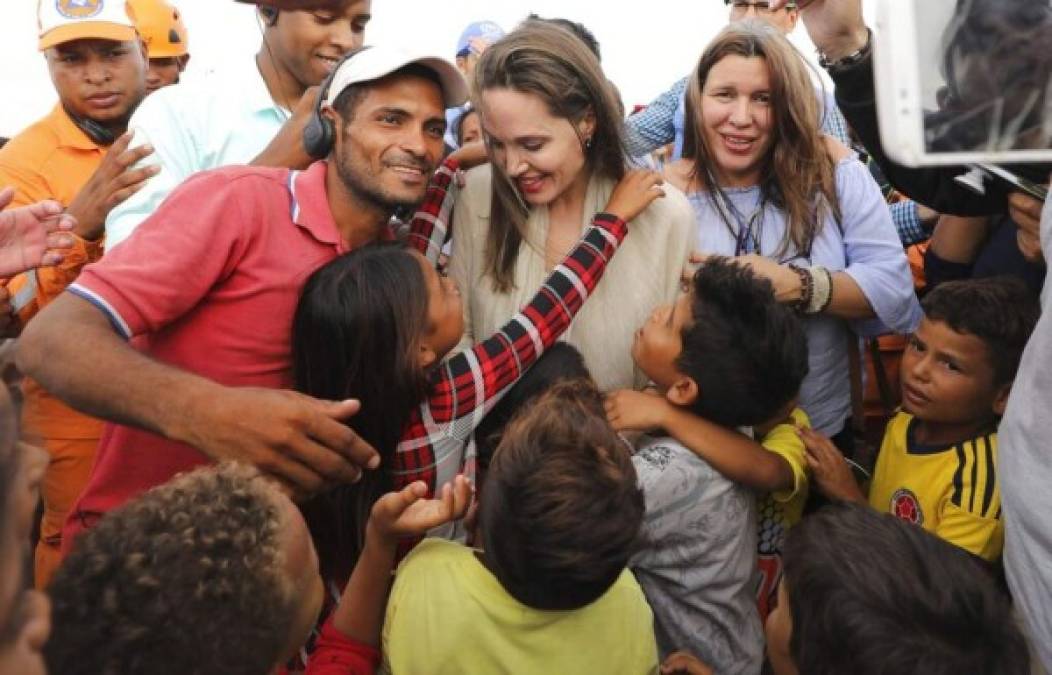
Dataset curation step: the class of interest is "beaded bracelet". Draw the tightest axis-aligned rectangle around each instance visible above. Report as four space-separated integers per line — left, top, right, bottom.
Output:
787 264 813 312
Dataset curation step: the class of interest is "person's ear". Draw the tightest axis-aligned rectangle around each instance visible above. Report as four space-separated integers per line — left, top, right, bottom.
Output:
418 341 438 370
785 9 800 31
992 382 1012 417
177 54 190 72
578 108 597 142
665 375 699 408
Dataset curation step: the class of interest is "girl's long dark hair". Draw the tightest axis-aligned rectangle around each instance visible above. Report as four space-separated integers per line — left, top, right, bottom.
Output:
292 243 430 581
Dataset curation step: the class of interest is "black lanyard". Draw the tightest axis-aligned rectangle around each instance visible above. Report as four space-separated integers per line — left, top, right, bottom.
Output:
717 191 766 256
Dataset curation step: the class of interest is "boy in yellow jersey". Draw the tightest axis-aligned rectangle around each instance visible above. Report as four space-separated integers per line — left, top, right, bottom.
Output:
801 277 1039 562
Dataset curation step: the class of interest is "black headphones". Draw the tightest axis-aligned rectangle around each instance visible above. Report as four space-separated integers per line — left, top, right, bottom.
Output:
302 47 371 160
259 6 279 26
64 107 117 146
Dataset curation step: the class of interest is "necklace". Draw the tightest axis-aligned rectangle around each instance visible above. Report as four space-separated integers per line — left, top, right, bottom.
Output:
715 189 766 256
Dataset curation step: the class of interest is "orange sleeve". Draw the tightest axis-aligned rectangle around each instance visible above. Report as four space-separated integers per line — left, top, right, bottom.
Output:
0 146 54 209
5 235 104 328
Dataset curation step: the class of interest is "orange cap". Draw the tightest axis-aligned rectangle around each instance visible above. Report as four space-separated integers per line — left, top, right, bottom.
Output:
127 0 188 58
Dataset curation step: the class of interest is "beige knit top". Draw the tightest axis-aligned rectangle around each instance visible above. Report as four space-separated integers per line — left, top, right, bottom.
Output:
448 165 694 392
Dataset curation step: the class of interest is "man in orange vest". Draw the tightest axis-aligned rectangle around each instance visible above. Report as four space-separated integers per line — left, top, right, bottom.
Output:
0 0 155 587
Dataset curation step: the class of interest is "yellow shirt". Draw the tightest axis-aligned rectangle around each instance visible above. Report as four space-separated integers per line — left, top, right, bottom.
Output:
756 408 810 618
869 411 1002 561
382 538 659 675
0 104 106 440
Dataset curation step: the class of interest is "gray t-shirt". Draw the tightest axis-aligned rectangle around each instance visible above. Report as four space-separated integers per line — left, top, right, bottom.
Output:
630 437 764 675
1001 193 1052 672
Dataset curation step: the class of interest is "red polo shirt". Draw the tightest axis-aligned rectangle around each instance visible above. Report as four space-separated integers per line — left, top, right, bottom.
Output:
63 161 383 548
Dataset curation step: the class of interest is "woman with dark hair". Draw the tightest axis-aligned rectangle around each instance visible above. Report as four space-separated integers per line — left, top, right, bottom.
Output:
666 21 920 441
449 20 694 392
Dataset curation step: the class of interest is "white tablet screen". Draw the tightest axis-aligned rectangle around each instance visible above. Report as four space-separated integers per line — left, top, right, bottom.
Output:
916 0 1052 155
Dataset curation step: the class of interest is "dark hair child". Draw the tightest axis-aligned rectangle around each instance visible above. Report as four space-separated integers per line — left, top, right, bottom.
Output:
292 160 665 581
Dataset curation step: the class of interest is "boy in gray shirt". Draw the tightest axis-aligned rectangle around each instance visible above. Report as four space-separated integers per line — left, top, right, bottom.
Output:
605 258 809 674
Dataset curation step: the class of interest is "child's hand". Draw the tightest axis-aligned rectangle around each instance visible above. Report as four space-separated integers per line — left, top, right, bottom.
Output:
367 475 472 546
605 388 670 432
449 141 488 173
660 651 714 675
797 426 866 504
605 169 666 222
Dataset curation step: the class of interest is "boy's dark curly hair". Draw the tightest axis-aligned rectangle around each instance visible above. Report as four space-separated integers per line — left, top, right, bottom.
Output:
678 256 809 427
45 463 296 675
922 277 1039 387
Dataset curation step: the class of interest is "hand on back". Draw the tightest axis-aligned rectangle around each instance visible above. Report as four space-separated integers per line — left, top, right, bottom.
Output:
183 387 380 502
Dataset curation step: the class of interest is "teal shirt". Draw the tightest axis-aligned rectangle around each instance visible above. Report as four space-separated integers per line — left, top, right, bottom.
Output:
105 54 289 249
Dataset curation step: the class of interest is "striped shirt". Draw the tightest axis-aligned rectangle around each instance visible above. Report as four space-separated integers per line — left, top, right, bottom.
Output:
868 411 1003 561
399 159 628 540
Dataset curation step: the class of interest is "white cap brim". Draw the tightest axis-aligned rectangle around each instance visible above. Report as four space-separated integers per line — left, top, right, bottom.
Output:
325 47 469 109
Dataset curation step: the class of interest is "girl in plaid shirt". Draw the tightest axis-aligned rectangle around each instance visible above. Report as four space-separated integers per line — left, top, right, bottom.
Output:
291 160 665 582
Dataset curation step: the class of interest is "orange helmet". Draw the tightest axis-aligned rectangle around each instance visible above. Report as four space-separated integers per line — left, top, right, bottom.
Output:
128 0 189 58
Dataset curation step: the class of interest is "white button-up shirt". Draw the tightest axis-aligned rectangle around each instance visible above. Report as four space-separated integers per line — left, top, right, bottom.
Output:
105 54 290 249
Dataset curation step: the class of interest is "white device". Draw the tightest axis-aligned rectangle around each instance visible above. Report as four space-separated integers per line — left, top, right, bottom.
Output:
873 0 1052 167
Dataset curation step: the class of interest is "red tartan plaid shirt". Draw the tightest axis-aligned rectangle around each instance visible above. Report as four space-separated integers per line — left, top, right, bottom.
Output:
397 157 628 533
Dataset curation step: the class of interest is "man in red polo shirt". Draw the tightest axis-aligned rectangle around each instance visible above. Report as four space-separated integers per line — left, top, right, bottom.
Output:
16 46 468 548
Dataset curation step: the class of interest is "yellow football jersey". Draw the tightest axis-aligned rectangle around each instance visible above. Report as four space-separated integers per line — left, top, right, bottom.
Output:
869 411 1002 561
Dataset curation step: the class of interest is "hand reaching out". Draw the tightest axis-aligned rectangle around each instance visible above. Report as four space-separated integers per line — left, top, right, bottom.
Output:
797 425 866 504
367 475 473 546
65 132 159 241
0 187 75 276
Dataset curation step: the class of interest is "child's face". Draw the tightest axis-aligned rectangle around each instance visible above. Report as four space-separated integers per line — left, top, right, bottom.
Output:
460 112 482 145
417 252 465 365
271 489 326 663
765 580 798 675
631 292 693 390
900 317 1008 426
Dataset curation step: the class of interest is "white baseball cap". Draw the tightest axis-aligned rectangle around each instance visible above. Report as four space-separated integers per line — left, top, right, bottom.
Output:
38 0 138 51
324 46 469 109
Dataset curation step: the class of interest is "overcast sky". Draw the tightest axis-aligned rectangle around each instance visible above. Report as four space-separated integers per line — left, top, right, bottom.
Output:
0 0 876 138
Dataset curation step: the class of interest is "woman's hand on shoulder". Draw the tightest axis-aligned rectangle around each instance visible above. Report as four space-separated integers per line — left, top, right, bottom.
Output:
605 169 666 223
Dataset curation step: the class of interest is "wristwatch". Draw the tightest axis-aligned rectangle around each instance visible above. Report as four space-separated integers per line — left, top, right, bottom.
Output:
818 28 872 75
